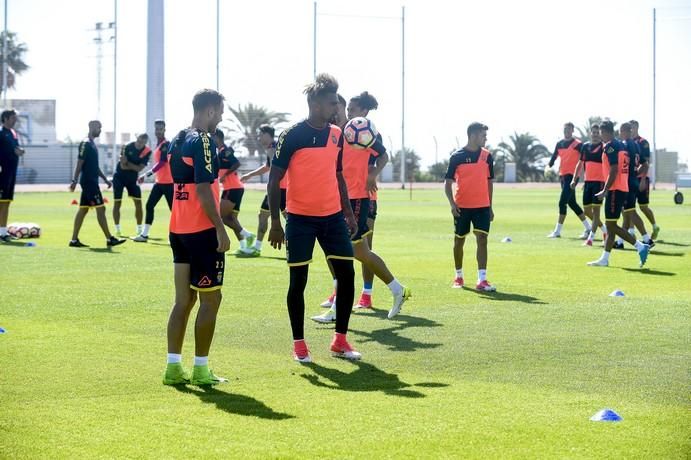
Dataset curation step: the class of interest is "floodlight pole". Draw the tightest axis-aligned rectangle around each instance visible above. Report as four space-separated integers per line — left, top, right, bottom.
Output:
650 8 657 190
112 0 118 172
313 1 317 78
216 0 220 90
400 6 405 189
2 0 7 105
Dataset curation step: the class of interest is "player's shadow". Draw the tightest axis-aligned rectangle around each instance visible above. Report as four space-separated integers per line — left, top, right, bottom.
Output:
620 267 676 276
301 361 445 398
462 287 546 304
349 311 443 352
87 247 121 253
173 385 294 420
232 254 286 261
656 240 690 247
649 250 685 257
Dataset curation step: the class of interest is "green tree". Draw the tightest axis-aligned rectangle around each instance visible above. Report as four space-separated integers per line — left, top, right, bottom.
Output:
391 148 421 182
0 31 29 89
427 159 449 181
575 116 604 142
497 132 550 182
224 103 290 156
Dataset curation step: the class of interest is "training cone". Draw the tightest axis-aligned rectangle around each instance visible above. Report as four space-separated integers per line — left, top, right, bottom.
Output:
0 327 6 334
590 409 622 422
609 290 625 297
501 236 512 243
70 199 78 205
25 242 36 247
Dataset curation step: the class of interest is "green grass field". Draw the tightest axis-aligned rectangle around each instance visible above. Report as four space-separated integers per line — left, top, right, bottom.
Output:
1 187 689 458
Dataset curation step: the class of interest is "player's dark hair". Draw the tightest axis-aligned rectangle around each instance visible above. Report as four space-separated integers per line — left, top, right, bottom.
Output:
629 119 639 127
136 133 149 141
564 122 575 129
620 122 632 133
467 122 488 137
192 89 225 113
214 128 225 140
1 109 16 122
590 123 600 131
259 124 275 138
303 73 339 102
600 120 615 133
350 91 379 111
337 94 346 105
154 119 166 127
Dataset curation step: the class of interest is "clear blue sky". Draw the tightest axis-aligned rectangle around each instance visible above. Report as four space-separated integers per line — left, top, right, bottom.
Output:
5 0 691 167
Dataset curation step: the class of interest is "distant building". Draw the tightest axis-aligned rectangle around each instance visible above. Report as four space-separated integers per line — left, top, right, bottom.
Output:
655 149 678 183
1 99 57 145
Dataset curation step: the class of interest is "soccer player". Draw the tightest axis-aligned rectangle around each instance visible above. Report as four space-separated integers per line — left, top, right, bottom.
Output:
239 124 286 256
68 120 126 248
112 133 152 236
267 73 361 362
587 121 650 267
132 120 172 242
315 91 410 321
570 124 607 246
630 119 660 239
0 109 25 242
214 128 255 254
163 89 230 386
614 122 653 249
547 122 591 238
445 122 496 291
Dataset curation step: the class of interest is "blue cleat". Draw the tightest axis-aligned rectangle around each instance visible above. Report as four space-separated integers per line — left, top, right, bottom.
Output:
638 243 650 267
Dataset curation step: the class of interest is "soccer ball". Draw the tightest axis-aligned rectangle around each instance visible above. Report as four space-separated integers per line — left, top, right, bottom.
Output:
343 117 378 149
29 224 41 238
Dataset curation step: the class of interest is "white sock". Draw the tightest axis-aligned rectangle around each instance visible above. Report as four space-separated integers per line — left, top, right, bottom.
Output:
478 269 487 282
0 227 7 236
628 227 636 237
601 225 607 235
616 236 623 244
136 224 142 235
254 240 262 250
455 268 463 279
554 223 563 234
141 224 151 237
332 278 338 295
167 353 182 364
582 220 591 231
115 224 121 233
194 356 208 367
387 278 403 296
240 239 247 249
240 228 251 238
588 231 595 240
602 251 610 262
362 286 373 295
634 240 644 250
643 233 651 243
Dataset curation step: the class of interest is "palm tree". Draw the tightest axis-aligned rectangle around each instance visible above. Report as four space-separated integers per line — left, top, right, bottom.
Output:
0 31 29 89
224 103 290 156
575 116 604 142
497 132 550 182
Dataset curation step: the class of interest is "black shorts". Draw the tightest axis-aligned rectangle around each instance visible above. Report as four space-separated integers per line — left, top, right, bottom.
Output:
79 181 105 208
113 174 142 200
285 211 354 266
368 200 378 221
0 164 17 201
260 189 286 212
624 179 639 212
582 181 604 207
221 188 244 212
604 190 626 221
169 227 225 291
637 177 650 205
350 198 371 242
454 207 491 237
